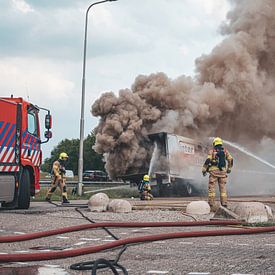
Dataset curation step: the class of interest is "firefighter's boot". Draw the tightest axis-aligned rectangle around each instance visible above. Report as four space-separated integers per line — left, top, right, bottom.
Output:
61 185 70 204
146 192 153 200
140 193 145 200
62 196 70 204
45 196 51 202
45 187 56 202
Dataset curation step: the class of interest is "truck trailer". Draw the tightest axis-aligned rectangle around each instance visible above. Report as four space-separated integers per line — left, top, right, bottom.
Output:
148 132 207 196
0 97 52 209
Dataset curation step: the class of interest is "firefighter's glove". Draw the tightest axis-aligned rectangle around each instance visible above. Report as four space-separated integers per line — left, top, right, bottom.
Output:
60 168 66 174
202 171 207 177
226 168 231 174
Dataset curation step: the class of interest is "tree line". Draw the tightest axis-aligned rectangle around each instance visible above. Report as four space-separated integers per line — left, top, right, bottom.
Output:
41 132 105 175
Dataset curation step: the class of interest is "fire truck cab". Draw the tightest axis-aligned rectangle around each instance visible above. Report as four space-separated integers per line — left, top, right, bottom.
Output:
0 96 52 209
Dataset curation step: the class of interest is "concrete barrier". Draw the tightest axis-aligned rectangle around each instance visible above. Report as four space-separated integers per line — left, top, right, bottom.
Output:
88 193 109 212
108 199 132 213
232 202 271 223
186 201 210 215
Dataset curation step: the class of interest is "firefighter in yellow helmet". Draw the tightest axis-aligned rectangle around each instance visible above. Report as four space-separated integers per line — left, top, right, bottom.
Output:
202 137 233 210
46 152 70 204
138 174 153 200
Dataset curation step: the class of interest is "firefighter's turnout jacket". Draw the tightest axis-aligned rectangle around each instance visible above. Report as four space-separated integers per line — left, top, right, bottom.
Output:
202 145 233 173
52 160 66 180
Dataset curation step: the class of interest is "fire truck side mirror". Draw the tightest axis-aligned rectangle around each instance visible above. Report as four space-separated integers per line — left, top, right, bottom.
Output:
44 130 52 139
45 114 52 129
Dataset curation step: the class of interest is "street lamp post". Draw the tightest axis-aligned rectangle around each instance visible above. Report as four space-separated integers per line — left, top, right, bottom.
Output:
78 0 118 196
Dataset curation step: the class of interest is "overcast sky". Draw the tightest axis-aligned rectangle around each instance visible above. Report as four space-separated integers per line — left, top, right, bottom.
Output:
0 0 231 159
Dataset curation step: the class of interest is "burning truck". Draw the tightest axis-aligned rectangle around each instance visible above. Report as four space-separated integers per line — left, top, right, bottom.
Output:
120 132 208 197
119 132 275 197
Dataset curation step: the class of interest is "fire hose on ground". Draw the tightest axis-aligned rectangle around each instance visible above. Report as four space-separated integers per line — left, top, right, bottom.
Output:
0 220 275 262
0 220 243 243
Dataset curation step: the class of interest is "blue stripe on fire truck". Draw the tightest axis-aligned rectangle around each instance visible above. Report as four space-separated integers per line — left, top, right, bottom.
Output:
34 139 40 150
1 124 15 149
0 122 11 141
21 131 41 163
25 134 31 144
22 130 27 140
0 123 16 153
7 133 16 149
0 122 16 164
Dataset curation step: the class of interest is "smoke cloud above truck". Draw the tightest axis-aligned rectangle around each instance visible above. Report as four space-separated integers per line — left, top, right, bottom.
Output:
91 0 275 178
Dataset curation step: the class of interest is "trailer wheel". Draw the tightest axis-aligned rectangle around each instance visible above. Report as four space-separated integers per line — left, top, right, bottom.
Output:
185 183 193 196
18 169 31 209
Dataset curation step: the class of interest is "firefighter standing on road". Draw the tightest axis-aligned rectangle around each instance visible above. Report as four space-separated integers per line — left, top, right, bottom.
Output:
202 137 233 209
138 174 153 200
46 152 70 204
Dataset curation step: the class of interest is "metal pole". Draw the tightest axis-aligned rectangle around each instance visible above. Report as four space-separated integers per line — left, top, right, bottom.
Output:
78 0 118 196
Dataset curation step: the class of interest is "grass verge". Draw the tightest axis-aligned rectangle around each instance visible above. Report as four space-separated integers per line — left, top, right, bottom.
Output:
32 186 140 202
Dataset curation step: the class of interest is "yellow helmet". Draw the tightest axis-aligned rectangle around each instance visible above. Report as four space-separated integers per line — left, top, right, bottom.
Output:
213 137 223 146
59 152 69 160
143 174 150 181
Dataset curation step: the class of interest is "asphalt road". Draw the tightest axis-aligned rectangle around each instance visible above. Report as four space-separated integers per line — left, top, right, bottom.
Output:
0 199 275 275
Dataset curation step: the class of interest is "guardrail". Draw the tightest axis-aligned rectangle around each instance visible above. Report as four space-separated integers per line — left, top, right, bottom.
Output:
40 180 127 186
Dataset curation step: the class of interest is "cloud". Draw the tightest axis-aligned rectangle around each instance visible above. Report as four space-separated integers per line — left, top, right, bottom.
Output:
199 0 230 17
0 0 230 61
0 57 74 103
12 0 34 13
0 1 150 60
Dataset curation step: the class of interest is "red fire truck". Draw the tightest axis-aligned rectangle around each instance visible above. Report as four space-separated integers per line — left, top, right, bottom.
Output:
0 96 52 209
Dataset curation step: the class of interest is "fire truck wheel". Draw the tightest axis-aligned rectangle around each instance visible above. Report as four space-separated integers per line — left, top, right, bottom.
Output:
18 169 31 209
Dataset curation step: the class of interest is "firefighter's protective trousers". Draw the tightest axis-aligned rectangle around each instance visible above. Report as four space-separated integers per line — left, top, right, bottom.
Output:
208 170 227 207
46 160 68 201
46 175 68 201
141 190 153 200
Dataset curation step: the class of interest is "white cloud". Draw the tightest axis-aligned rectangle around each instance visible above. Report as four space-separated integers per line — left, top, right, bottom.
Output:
88 5 114 27
12 0 34 13
0 58 75 104
179 45 190 56
199 0 230 18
